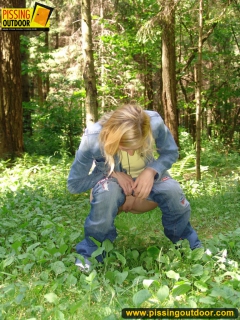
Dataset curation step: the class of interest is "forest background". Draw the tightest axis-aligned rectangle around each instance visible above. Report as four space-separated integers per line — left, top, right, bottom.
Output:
0 0 240 319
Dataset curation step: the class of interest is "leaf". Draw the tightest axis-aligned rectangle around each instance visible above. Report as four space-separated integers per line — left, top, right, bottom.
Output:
130 266 147 275
147 246 160 260
58 244 68 254
133 289 151 307
114 251 126 266
26 242 41 252
11 241 22 252
15 293 25 304
66 274 77 286
3 256 15 268
199 296 216 305
44 292 58 304
172 283 191 297
131 250 139 261
23 263 34 274
69 231 80 242
191 264 204 276
191 248 204 261
105 271 115 284
40 271 49 282
132 276 145 286
209 287 224 298
69 301 84 314
158 254 170 264
188 299 198 308
194 280 208 292
103 315 117 320
143 279 155 289
92 15 100 20
115 271 128 285
50 261 66 276
0 246 6 258
85 270 97 283
91 246 104 258
89 236 101 247
166 270 180 281
54 309 65 320
157 285 170 302
103 239 113 253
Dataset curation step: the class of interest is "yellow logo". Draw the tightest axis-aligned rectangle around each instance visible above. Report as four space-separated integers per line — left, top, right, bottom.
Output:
1 2 54 31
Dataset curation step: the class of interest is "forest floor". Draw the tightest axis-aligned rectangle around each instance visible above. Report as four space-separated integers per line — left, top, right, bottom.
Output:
0 146 239 320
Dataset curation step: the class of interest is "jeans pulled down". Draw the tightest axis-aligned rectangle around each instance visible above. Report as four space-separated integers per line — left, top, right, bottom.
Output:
76 174 201 261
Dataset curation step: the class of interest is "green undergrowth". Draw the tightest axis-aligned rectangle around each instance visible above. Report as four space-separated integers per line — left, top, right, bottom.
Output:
0 150 239 319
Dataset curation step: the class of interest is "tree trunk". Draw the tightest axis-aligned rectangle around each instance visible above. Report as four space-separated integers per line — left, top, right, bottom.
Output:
144 57 154 110
44 32 50 99
132 52 154 109
161 0 179 147
0 0 23 158
99 0 105 110
55 9 59 49
21 41 32 136
19 0 32 136
195 0 203 180
152 68 162 113
207 108 212 139
37 71 44 107
81 0 98 126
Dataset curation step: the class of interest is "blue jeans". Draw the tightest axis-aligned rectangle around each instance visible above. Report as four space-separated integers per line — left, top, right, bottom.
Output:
76 174 201 261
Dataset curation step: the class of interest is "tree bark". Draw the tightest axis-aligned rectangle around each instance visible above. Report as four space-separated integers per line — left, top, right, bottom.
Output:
37 71 44 107
207 108 212 139
44 32 50 99
0 0 23 158
161 0 179 147
195 0 203 180
81 0 98 126
21 39 32 136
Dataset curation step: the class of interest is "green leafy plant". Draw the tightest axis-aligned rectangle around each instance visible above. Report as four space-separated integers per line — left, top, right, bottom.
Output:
24 81 85 156
0 144 239 319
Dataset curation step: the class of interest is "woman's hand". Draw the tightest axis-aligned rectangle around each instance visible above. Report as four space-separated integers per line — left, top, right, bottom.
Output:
133 167 157 199
111 171 134 196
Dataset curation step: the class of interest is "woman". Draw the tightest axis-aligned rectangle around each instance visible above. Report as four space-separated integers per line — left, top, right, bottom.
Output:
68 105 201 271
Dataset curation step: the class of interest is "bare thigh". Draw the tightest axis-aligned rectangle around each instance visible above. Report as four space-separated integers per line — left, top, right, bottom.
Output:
119 195 158 214
90 190 158 214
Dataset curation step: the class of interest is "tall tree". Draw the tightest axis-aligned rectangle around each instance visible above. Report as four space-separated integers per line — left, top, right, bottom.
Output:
81 0 98 126
161 0 179 147
21 36 32 136
136 0 179 144
195 0 203 180
177 0 236 145
0 0 23 158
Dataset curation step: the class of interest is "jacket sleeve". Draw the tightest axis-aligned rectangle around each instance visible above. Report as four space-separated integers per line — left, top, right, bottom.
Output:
146 113 179 178
67 134 106 194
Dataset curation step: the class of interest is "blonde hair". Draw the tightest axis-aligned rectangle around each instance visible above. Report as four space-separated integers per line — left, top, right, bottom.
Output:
99 104 154 174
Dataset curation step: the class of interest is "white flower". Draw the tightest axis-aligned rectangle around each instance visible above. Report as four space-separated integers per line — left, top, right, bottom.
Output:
205 249 212 256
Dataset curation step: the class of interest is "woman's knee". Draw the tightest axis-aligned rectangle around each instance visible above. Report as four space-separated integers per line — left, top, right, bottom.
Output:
92 178 125 206
152 178 190 212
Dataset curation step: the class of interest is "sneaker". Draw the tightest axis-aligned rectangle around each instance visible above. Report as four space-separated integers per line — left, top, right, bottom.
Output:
75 257 92 273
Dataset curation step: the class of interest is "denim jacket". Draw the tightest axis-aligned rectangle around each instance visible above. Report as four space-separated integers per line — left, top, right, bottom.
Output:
67 110 179 194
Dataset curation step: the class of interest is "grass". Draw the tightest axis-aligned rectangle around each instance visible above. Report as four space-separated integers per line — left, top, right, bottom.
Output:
0 148 240 320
